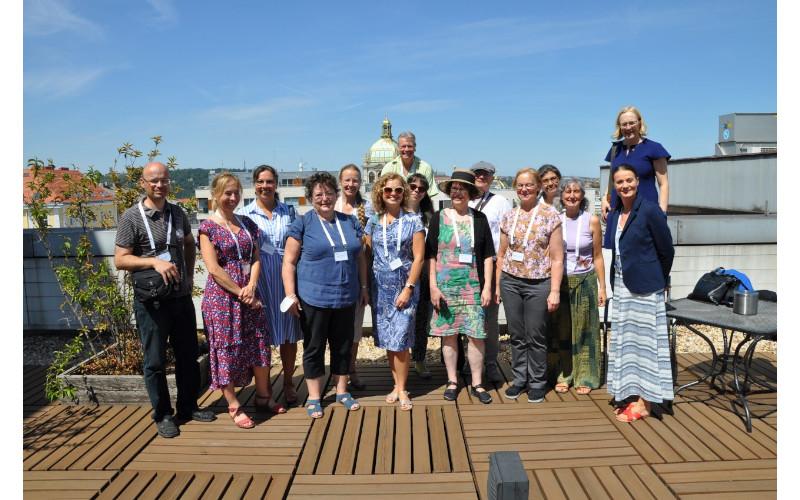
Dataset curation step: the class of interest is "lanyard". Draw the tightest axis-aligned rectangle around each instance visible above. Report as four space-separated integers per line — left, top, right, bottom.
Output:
138 201 172 251
449 208 474 250
216 211 252 262
509 205 539 248
475 192 494 212
382 212 403 257
318 213 347 249
561 211 584 273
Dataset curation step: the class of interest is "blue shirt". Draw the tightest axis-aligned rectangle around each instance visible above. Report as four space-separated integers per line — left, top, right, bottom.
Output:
605 138 670 209
237 200 295 256
286 210 364 309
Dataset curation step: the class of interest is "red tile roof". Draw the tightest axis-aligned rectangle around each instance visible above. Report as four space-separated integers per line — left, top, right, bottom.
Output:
23 166 115 204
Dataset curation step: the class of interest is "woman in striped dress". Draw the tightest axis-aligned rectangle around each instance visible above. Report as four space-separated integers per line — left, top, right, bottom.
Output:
238 165 302 406
604 164 674 422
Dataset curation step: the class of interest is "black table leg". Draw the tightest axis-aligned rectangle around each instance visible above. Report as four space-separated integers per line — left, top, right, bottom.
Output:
675 323 721 394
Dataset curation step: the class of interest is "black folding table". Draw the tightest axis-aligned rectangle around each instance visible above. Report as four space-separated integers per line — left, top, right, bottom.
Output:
666 298 777 432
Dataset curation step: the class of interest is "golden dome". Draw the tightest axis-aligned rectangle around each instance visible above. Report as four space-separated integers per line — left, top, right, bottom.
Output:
364 117 399 166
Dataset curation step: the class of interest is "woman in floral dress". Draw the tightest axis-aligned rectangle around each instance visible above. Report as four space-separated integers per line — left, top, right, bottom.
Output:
199 173 286 429
426 170 495 404
364 173 425 411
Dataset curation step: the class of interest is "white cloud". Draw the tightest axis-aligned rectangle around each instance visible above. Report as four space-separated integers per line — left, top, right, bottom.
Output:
24 0 102 38
146 0 178 25
25 67 107 97
204 97 315 121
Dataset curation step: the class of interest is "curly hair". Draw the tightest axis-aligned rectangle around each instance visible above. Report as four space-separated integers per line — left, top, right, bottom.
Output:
210 172 242 211
304 171 338 201
371 173 409 215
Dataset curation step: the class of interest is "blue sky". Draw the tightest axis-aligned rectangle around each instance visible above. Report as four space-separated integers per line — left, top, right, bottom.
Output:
22 0 777 178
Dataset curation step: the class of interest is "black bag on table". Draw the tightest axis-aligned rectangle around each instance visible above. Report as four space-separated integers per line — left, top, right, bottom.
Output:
687 267 741 306
132 268 174 302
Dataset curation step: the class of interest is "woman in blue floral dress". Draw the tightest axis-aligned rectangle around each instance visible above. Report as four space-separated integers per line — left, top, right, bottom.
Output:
364 173 425 411
200 173 286 430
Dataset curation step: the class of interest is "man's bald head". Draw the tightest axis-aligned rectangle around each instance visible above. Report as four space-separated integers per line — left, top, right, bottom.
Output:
143 162 168 178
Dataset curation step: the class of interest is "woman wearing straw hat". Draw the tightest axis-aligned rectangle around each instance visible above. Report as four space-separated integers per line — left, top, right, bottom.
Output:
426 169 496 404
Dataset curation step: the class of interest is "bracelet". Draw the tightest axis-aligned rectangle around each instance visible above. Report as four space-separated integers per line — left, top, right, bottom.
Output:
361 285 368 289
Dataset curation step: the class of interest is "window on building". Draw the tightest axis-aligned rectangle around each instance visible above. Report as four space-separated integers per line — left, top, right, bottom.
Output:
198 198 209 213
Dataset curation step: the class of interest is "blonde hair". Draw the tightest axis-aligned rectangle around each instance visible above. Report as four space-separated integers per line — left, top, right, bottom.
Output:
210 172 242 211
512 167 541 189
371 173 409 214
612 105 648 139
338 164 368 227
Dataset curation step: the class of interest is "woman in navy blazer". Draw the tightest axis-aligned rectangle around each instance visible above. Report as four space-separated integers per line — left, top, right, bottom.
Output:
604 164 674 423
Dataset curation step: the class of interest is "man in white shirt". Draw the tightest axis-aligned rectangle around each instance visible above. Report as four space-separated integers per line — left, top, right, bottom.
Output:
467 161 512 383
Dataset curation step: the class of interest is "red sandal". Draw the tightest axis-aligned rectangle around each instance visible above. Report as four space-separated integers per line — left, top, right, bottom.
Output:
616 403 649 423
255 395 287 414
228 406 255 429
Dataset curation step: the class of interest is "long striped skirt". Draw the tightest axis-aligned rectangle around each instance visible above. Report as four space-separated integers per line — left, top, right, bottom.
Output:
555 270 602 389
607 267 674 403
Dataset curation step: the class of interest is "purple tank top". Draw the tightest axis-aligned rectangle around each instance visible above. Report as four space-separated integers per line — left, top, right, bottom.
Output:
563 211 594 275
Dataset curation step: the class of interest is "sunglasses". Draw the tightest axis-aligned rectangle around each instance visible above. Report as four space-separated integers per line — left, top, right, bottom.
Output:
383 186 405 195
408 183 426 193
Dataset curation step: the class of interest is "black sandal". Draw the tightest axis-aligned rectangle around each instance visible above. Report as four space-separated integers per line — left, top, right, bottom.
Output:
443 380 458 401
471 384 493 404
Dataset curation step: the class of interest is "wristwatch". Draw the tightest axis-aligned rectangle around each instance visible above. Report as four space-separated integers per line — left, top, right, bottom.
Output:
405 283 415 290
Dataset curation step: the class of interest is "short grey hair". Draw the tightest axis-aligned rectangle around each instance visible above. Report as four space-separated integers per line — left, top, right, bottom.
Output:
397 131 416 145
560 177 588 212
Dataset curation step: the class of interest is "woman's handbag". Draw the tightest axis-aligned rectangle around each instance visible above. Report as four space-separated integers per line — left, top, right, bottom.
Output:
687 267 741 306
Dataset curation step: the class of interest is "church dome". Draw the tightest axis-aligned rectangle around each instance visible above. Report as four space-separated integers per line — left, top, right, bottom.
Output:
364 117 399 166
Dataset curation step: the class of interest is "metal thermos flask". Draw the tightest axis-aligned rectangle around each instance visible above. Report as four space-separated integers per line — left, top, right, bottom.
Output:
733 289 758 315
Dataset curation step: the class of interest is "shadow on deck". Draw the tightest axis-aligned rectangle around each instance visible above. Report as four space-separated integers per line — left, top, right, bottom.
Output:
23 353 777 499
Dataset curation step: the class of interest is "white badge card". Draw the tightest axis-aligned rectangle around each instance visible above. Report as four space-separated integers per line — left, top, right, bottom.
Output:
389 258 403 270
156 251 172 262
261 239 275 255
511 251 525 262
458 252 473 264
334 250 349 262
242 262 251 276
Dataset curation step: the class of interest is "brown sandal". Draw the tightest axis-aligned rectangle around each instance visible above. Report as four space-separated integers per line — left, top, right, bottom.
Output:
228 406 255 429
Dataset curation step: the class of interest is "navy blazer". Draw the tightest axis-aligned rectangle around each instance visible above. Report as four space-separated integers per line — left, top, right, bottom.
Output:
605 195 674 295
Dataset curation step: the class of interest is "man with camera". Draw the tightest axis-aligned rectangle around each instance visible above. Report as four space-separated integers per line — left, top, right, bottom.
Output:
114 161 215 438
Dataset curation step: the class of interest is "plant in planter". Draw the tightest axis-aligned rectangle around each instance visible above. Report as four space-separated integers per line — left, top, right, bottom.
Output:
25 137 206 403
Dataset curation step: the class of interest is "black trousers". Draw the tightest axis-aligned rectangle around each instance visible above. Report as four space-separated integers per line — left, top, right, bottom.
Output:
133 295 200 421
299 299 355 379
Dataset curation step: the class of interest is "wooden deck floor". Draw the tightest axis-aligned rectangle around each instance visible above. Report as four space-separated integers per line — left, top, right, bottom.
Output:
23 353 777 499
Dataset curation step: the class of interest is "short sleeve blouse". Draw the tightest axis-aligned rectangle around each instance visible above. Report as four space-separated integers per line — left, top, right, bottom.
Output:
364 212 424 273
499 204 561 279
286 210 364 309
605 138 670 208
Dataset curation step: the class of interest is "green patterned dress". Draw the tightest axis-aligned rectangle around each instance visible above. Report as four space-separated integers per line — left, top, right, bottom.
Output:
430 210 486 339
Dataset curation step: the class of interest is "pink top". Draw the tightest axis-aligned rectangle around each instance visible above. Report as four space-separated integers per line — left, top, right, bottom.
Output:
499 204 561 279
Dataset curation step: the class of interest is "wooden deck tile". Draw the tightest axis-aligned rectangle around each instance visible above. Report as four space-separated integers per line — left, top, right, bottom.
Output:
296 403 470 475
462 402 644 473
653 459 776 498
95 471 292 499
23 470 117 500
287 473 478 499
126 406 310 475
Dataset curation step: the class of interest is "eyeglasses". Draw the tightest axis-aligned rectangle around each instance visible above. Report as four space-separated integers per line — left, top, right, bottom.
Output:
620 120 639 127
516 183 538 190
383 186 404 195
408 183 425 193
450 185 468 193
143 178 170 186
312 191 336 200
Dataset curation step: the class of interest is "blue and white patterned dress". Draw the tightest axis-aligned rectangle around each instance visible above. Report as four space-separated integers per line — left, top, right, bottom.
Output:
238 200 302 345
365 211 424 351
607 220 674 403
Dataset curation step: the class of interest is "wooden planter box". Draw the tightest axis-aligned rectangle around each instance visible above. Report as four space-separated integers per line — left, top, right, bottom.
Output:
58 344 209 404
